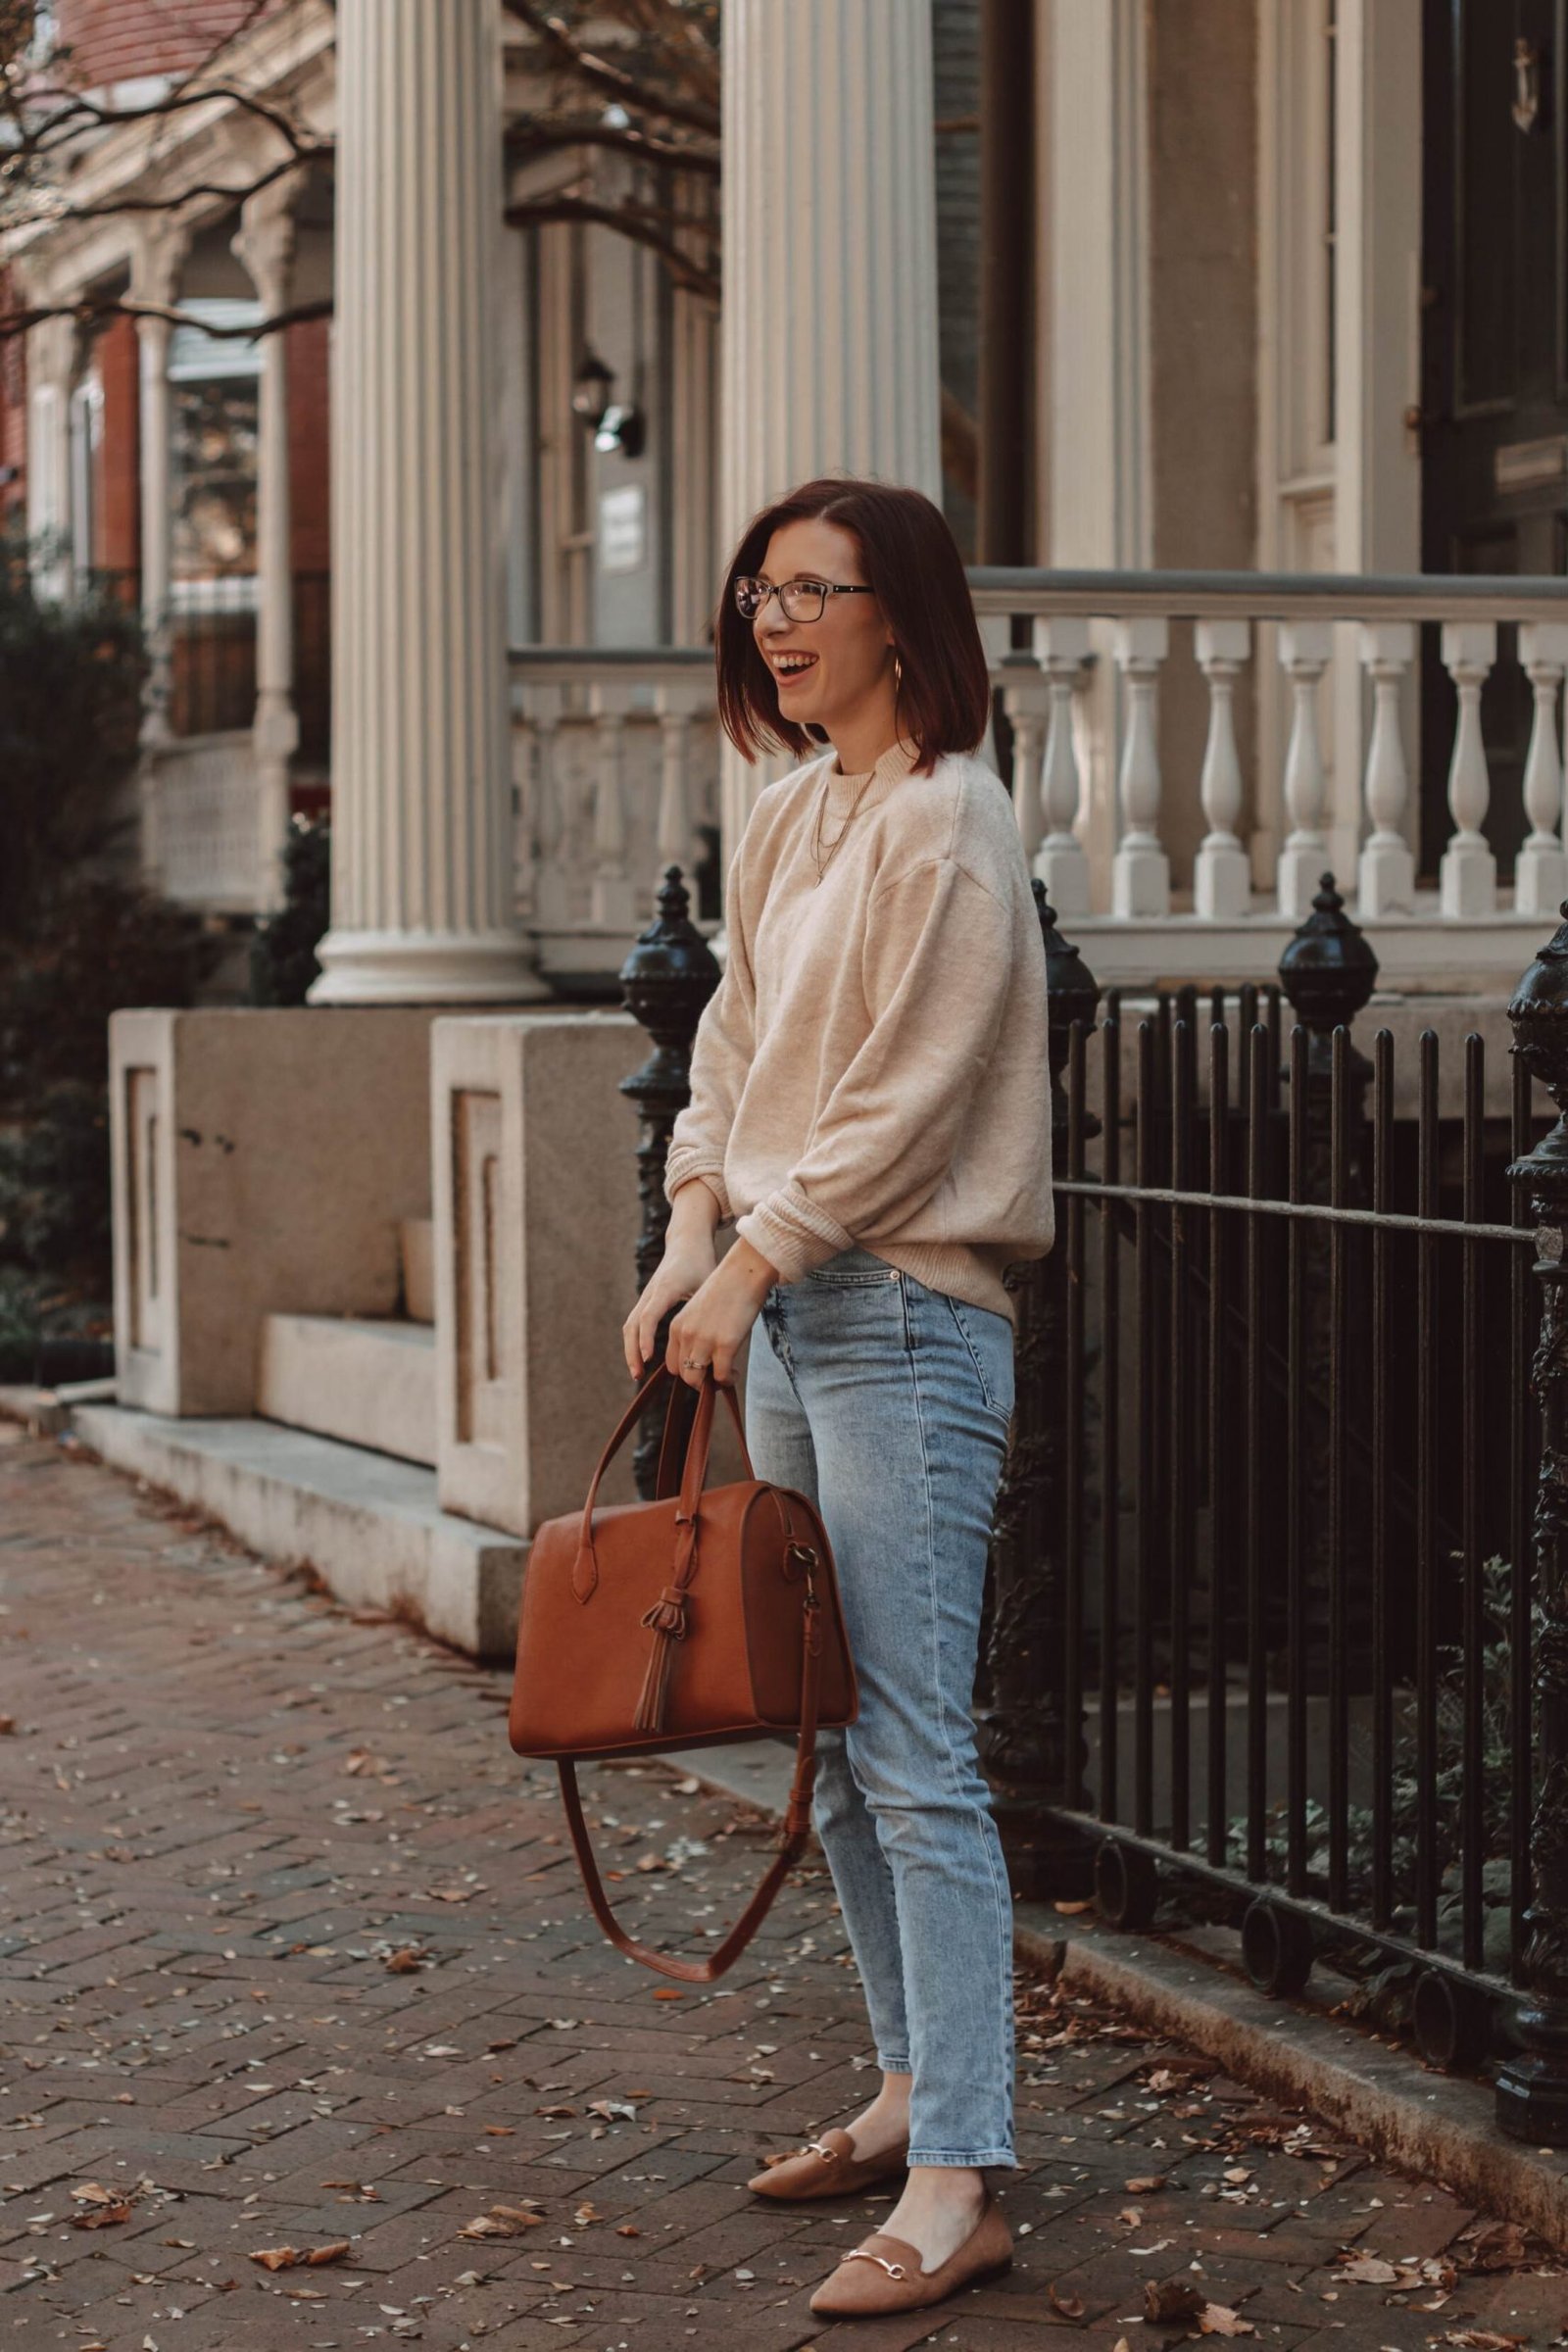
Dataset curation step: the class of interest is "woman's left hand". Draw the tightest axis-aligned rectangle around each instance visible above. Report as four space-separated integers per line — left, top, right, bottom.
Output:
666 1239 778 1388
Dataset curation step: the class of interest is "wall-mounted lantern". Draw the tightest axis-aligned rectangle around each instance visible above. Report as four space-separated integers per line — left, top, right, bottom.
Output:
571 349 646 459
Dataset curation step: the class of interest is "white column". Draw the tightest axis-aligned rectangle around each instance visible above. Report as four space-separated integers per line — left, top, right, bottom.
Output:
232 178 301 912
720 0 941 866
1033 616 1092 915
1276 622 1333 921
130 220 191 751
24 309 75 602
311 0 543 1004
1193 618 1251 920
1438 621 1497 918
1111 617 1168 917
1517 622 1568 918
1356 621 1416 915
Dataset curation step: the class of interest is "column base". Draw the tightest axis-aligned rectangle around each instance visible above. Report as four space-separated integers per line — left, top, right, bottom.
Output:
309 927 550 1005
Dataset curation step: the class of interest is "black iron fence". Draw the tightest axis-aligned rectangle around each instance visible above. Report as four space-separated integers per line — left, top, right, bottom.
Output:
618 861 1568 2147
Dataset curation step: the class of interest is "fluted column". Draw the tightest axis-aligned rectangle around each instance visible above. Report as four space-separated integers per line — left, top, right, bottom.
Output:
311 0 543 1004
232 177 301 913
719 0 941 865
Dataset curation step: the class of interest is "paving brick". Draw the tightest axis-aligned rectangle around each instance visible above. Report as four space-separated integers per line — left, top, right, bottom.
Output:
1 1429 1558 2352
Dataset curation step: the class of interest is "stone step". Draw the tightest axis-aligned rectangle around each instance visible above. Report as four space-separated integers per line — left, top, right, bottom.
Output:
70 1403 522 1660
400 1217 435 1323
257 1314 437 1467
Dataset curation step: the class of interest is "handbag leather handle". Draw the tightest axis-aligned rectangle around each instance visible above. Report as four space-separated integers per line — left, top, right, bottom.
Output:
556 1560 826 1982
574 1366 752 1603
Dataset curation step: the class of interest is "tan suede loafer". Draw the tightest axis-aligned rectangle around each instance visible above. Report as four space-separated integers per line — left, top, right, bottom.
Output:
807 2190 1012 2316
747 2125 909 2201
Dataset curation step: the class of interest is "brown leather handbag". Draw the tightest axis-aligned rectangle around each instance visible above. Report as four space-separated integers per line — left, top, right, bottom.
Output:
508 1364 858 1981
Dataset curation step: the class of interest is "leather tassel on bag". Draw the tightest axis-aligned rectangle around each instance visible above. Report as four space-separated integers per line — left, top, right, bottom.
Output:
632 1589 689 1733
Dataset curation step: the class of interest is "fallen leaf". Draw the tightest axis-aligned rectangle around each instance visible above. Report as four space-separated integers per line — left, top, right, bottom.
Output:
1145 2278 1205 2324
534 2103 576 2120
249 2245 301 2272
1445 2333 1527 2350
1458 2221 1531 2274
1054 1898 1096 1914
383 1948 425 1974
587 2098 638 2122
306 2240 351 2265
653 1987 684 2000
72 2202 134 2230
1338 2255 1403 2286
70 2181 122 2205
1050 2285 1085 2318
1125 2175 1166 2194
1198 2304 1255 2336
615 2225 641 2238
482 2126 515 2137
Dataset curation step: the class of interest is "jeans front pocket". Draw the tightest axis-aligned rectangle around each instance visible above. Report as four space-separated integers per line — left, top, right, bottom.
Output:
943 1294 1016 1428
805 1247 902 1288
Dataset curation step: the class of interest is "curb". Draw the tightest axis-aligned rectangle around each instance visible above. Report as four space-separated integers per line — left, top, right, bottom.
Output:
672 1741 1568 2252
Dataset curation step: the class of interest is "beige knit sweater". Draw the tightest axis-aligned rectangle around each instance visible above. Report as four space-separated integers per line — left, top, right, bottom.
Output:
663 738 1054 1322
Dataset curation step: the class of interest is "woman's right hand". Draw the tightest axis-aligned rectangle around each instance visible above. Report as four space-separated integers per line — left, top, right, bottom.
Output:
623 1184 722 1377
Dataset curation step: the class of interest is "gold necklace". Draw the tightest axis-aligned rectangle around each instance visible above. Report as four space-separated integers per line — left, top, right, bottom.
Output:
809 764 878 885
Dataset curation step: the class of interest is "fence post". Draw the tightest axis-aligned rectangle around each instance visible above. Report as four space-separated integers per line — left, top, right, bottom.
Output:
977 882 1100 1898
1499 906 1568 2146
619 866 721 1498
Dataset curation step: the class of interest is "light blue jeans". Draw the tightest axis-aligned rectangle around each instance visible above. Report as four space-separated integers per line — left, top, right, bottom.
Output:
744 1244 1017 2170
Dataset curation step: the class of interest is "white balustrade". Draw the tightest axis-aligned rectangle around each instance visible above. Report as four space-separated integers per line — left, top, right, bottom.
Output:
1356 621 1416 917
1194 618 1251 920
1439 621 1497 918
1112 618 1170 918
1518 623 1568 918
588 683 638 932
1033 617 1092 915
1000 657 1049 865
1276 621 1332 921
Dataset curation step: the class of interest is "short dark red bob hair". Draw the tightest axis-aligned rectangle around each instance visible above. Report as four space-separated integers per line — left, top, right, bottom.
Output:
714 475 991 773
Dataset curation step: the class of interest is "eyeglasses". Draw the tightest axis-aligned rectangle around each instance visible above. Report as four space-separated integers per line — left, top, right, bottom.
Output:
733 574 877 623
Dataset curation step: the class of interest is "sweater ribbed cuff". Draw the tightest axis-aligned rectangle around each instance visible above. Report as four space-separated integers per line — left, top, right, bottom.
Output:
663 1148 731 1223
735 1182 855 1283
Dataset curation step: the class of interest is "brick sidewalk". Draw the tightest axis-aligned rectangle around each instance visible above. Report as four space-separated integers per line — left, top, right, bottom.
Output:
1 1422 1564 2352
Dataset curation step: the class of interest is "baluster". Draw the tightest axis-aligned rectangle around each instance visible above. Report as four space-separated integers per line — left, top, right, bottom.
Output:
1516 623 1568 918
589 683 637 931
1276 622 1333 921
526 683 571 930
1194 618 1251 920
977 612 1011 772
1356 621 1416 916
1033 617 1091 914
1440 621 1498 917
1112 617 1169 918
653 680 705 878
1001 655 1048 864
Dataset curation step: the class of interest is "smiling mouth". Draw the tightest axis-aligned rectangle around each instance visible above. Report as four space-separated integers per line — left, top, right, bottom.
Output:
771 655 819 687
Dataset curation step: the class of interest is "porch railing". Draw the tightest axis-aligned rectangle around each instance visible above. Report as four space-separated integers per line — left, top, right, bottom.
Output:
509 647 721 981
971 566 1568 988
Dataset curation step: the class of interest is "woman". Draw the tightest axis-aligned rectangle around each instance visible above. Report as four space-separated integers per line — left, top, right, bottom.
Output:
622 476 1053 2322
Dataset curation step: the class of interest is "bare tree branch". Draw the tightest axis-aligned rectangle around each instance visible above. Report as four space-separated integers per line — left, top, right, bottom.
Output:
505 194 717 304
507 116 717 174
502 0 719 140
0 291 333 346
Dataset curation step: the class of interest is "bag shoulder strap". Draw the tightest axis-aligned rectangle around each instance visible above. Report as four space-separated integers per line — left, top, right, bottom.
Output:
557 1533 826 1983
